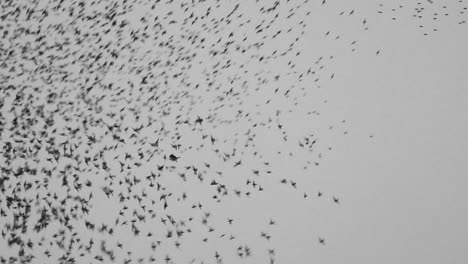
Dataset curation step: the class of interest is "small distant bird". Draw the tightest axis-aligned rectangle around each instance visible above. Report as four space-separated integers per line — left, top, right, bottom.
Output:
169 154 179 162
333 197 340 204
319 237 326 245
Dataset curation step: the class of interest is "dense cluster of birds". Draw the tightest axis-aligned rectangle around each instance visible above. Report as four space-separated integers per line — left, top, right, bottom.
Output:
0 0 466 263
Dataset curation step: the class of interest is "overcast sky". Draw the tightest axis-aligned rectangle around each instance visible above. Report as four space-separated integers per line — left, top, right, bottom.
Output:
1 0 468 264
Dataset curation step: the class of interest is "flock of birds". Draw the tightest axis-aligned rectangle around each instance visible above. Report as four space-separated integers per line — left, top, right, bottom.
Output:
0 0 467 263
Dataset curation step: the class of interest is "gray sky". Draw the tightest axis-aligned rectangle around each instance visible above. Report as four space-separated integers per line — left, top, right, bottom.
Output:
1 0 468 263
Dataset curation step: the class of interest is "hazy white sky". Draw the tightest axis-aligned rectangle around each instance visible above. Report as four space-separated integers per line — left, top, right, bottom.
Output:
1 0 468 263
